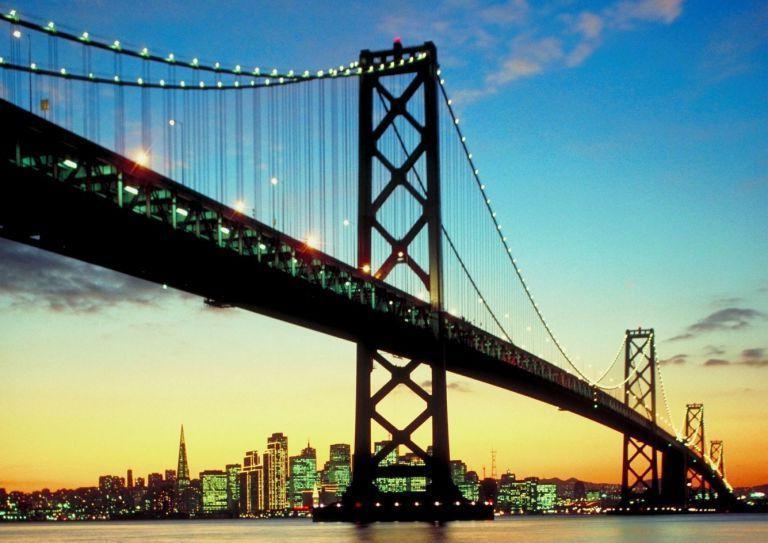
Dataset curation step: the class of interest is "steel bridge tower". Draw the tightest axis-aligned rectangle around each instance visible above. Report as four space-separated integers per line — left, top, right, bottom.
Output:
351 38 454 507
710 440 725 479
685 403 709 501
621 328 659 506
319 41 488 522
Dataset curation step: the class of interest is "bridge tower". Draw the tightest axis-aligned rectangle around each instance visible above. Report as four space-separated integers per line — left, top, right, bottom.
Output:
710 440 725 479
621 328 660 507
333 40 469 521
685 403 709 500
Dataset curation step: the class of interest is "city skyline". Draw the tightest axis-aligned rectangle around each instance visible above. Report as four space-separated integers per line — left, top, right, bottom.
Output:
0 0 766 505
0 422 634 521
0 419 760 495
1 423 615 493
5 422 765 523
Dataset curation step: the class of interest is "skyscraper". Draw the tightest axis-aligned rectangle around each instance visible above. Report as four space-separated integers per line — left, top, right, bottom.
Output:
240 450 264 516
126 469 134 489
373 440 405 493
225 464 241 515
288 443 317 508
450 460 479 501
264 433 289 512
536 483 557 512
176 425 190 492
147 473 164 488
199 470 228 515
326 443 351 497
398 451 426 492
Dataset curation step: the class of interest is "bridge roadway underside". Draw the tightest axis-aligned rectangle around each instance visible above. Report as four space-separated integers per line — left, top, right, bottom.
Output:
0 162 734 506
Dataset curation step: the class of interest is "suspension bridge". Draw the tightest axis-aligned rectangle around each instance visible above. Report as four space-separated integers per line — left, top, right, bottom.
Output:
0 9 739 521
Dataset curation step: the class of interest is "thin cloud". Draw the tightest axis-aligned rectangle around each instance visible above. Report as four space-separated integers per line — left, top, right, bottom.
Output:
659 353 687 366
0 238 187 314
427 0 685 101
742 348 768 368
477 0 531 26
690 308 765 333
486 35 564 86
670 307 766 341
702 348 768 369
704 345 726 356
420 380 473 393
606 0 684 27
742 348 765 360
700 3 768 82
711 296 745 307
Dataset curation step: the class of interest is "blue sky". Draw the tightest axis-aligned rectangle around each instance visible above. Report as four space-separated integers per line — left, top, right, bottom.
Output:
0 0 766 489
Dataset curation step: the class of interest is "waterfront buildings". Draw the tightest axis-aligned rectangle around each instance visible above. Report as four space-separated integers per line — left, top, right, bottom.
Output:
496 473 558 513
373 440 406 493
199 470 228 515
288 444 317 508
450 460 481 501
322 443 351 499
239 450 264 516
225 464 241 514
0 426 607 521
264 433 289 512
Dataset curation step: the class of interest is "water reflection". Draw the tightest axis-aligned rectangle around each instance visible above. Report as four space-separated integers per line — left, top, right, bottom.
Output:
0 515 766 543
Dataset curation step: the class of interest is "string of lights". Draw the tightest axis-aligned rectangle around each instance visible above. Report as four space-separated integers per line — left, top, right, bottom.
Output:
0 57 384 90
2 8 427 85
655 350 683 439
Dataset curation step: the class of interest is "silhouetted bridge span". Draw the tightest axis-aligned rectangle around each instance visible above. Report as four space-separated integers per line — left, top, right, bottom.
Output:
0 15 739 520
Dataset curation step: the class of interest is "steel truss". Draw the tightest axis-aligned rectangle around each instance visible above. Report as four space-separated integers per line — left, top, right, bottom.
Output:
709 440 725 479
621 328 659 505
349 41 459 505
685 403 709 500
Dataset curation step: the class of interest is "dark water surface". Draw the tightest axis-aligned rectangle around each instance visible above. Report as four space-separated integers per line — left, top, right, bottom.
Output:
1 515 766 542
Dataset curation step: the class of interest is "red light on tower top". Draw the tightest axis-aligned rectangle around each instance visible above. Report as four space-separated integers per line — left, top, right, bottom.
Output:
393 37 403 56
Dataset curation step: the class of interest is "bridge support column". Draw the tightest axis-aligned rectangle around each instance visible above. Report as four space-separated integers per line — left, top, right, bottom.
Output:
620 328 660 508
660 446 687 507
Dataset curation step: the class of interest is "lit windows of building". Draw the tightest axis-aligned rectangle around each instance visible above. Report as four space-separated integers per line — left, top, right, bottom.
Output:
496 472 517 512
225 464 241 515
264 433 289 512
399 451 427 492
450 460 467 486
324 443 351 498
536 483 557 512
373 440 406 493
239 451 264 516
200 470 228 515
288 443 317 509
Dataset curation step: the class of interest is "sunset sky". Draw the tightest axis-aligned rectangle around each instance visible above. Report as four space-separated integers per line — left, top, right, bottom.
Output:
1 0 766 492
